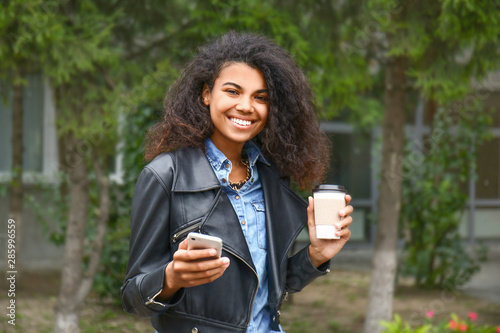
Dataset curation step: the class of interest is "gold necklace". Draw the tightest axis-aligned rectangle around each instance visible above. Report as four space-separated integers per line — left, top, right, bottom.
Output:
229 159 251 191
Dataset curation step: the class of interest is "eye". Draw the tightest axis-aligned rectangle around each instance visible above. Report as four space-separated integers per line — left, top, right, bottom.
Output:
255 95 268 102
225 89 239 95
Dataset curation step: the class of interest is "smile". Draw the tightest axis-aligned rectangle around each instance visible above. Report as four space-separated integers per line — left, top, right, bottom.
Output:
230 117 253 126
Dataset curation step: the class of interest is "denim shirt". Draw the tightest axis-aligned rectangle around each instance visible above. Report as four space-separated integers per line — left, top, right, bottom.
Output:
205 138 283 333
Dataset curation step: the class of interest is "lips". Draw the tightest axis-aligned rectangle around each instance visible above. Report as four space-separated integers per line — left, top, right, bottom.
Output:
229 117 253 126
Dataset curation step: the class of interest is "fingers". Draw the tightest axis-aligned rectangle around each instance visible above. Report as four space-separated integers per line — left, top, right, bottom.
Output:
168 255 230 289
307 196 318 242
174 247 220 262
178 238 189 250
339 204 353 218
182 269 227 287
336 226 351 240
336 196 353 237
172 257 229 282
345 194 352 204
307 196 315 228
335 203 353 238
172 253 229 272
167 239 230 290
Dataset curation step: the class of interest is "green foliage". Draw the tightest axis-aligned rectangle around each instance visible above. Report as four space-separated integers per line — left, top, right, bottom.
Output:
399 105 492 288
395 0 500 103
381 314 432 333
111 0 371 121
26 180 68 246
92 104 158 301
92 203 131 303
348 96 385 130
287 0 373 118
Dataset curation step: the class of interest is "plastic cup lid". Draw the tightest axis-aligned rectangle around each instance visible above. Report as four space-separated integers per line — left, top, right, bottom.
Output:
313 184 346 193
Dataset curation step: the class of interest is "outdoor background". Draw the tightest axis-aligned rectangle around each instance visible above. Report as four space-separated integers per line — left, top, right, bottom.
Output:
1 1 499 332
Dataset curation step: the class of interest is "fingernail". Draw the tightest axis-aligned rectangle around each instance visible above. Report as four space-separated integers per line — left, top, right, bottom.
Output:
339 210 345 216
222 258 230 265
335 224 341 229
209 249 217 256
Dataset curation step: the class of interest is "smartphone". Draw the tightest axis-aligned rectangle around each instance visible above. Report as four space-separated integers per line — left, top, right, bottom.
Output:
187 232 223 258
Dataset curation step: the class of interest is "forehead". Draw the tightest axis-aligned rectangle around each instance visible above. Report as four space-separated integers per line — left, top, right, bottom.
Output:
214 62 267 89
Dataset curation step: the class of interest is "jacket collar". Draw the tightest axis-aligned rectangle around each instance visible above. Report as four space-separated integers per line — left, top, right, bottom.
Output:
171 141 270 192
171 147 221 192
205 138 271 171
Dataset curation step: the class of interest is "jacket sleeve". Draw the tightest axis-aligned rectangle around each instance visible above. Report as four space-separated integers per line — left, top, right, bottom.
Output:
120 163 185 317
276 175 331 294
285 245 331 294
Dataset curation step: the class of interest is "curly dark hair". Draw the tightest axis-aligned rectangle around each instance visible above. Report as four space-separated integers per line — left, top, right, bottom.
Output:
145 31 330 188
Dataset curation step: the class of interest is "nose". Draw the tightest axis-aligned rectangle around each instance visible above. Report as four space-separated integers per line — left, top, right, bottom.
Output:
235 96 253 112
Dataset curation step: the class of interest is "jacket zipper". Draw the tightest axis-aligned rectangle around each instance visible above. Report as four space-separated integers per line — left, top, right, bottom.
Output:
277 290 289 316
171 222 202 243
172 189 223 243
223 247 259 327
173 227 259 325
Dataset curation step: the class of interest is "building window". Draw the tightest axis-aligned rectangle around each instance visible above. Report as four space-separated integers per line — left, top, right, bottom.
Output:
462 134 500 240
321 123 375 244
0 73 58 182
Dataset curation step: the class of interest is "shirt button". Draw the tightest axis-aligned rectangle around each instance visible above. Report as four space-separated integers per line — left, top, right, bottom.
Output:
225 163 230 168
191 328 199 333
235 195 240 200
222 178 227 183
241 220 246 225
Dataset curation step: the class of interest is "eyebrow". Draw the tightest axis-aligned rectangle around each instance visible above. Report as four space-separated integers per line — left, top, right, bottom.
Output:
222 82 268 93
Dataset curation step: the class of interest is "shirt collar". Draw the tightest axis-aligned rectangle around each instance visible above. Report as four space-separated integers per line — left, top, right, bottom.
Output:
205 138 270 170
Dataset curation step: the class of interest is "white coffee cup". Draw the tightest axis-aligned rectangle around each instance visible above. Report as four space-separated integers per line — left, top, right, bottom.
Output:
313 184 346 239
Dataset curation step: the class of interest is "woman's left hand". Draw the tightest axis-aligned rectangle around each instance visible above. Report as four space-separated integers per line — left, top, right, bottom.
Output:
307 194 353 268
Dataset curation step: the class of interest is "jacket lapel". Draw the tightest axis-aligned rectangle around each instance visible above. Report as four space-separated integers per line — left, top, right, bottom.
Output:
259 163 308 261
259 162 309 303
172 147 255 270
200 189 255 271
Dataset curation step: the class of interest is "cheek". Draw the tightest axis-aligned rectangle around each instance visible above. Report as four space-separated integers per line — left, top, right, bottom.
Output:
211 97 234 114
260 108 269 127
209 109 223 128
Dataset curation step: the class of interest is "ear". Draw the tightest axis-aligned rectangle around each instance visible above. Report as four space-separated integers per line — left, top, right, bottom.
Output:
202 83 210 106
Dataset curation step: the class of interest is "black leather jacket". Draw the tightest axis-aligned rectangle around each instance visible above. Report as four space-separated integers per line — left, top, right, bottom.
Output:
121 147 329 332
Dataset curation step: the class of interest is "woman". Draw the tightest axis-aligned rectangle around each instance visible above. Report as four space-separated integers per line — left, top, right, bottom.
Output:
121 31 353 333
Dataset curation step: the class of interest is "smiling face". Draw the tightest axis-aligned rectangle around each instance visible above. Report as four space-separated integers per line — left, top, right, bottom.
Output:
202 62 269 155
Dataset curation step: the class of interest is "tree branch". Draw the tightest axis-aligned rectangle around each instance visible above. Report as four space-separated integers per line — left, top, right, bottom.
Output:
125 19 197 60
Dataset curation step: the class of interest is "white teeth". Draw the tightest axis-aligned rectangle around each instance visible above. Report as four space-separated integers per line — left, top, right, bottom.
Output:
230 117 252 126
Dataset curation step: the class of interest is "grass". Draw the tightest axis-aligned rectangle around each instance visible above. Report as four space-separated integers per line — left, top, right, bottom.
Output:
1 269 499 333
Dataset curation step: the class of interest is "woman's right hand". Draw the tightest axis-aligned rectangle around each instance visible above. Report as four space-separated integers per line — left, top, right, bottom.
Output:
156 238 230 302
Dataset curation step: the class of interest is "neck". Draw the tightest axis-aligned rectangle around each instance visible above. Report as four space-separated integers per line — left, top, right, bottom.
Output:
210 136 245 162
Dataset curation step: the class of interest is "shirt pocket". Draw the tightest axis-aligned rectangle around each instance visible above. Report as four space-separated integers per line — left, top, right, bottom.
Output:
251 201 267 250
